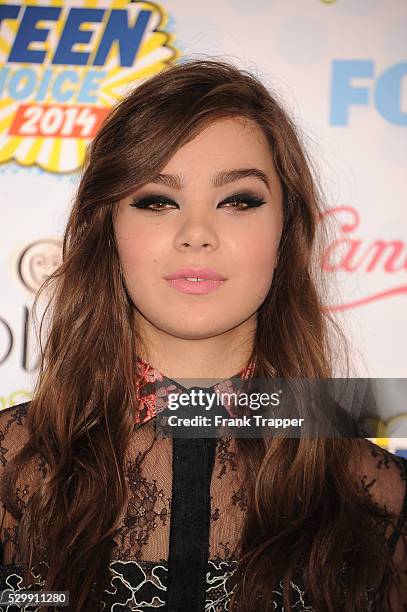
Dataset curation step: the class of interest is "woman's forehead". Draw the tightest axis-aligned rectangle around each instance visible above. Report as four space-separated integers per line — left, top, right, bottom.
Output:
158 117 275 180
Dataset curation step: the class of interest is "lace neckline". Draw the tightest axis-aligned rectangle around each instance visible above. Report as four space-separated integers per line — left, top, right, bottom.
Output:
134 355 256 426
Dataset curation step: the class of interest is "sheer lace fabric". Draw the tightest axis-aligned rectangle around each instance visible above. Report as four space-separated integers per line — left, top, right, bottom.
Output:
0 358 406 610
108 419 247 565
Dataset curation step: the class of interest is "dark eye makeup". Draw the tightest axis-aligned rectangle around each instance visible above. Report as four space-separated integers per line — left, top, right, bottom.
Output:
129 192 267 212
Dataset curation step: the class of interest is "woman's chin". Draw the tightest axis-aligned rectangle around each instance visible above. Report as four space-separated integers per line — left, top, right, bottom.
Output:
164 322 232 340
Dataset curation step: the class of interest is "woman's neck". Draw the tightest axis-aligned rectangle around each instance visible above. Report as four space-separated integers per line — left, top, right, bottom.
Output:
135 318 256 380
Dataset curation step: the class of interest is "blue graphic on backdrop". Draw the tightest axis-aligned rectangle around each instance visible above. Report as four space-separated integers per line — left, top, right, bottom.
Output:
330 60 407 126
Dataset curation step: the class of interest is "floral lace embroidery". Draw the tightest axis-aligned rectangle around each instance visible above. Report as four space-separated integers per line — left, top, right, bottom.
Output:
214 437 238 480
231 485 248 512
1 360 407 610
0 559 316 611
112 452 170 562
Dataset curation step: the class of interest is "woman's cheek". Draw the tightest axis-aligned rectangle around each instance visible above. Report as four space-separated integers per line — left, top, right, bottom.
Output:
115 242 145 294
240 231 278 275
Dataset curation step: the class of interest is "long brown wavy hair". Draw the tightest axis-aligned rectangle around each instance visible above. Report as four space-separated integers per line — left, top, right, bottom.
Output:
1 57 403 611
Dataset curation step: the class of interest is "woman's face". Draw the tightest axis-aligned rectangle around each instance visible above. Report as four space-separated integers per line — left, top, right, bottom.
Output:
114 116 283 342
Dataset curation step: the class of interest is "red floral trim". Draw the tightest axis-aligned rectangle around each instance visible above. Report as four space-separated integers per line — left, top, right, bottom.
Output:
134 356 256 425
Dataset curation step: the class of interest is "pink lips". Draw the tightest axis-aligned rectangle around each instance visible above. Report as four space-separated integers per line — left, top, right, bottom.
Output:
164 267 227 295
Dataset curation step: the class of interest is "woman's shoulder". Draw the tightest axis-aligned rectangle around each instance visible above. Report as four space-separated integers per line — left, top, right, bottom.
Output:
0 401 31 468
0 401 30 424
353 439 407 572
0 402 33 565
354 438 407 523
0 401 30 420
352 439 407 607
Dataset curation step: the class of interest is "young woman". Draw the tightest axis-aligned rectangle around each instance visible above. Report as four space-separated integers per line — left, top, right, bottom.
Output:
0 58 406 612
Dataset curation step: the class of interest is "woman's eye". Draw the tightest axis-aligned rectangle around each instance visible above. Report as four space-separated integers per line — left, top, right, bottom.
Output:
219 193 267 211
130 196 177 212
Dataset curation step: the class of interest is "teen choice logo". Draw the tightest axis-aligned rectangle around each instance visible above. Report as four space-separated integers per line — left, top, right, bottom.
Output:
0 1 179 173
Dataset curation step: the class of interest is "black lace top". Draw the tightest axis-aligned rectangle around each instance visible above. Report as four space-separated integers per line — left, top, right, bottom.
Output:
0 357 407 611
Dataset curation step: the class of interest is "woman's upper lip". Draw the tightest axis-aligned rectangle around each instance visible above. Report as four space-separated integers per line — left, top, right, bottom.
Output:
164 267 227 281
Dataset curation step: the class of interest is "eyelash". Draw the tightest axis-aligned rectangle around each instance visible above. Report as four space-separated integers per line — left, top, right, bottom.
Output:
129 192 267 212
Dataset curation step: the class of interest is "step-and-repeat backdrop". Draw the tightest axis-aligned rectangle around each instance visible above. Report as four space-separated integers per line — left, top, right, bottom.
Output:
0 1 406 455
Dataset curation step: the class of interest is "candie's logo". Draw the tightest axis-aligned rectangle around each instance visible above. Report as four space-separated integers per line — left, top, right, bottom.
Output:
322 206 407 311
0 2 179 173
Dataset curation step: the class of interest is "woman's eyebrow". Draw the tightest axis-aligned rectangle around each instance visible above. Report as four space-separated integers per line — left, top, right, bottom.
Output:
149 168 271 191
